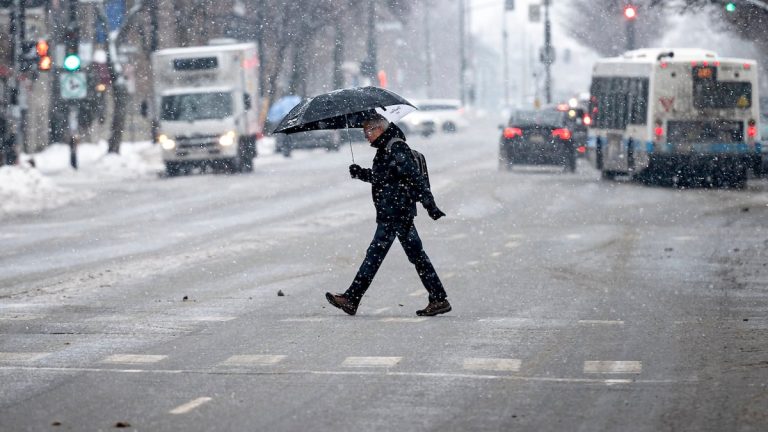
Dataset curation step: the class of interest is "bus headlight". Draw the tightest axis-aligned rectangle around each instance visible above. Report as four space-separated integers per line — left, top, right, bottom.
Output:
219 131 236 147
159 134 176 150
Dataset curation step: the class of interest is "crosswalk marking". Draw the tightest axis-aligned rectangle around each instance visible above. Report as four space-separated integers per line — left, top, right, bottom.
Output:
281 317 328 322
490 251 503 257
583 361 642 374
101 354 167 365
379 318 427 323
578 320 625 326
463 358 521 372
0 352 50 362
220 355 286 366
505 241 520 249
341 356 402 368
408 290 427 297
169 397 212 415
566 234 582 240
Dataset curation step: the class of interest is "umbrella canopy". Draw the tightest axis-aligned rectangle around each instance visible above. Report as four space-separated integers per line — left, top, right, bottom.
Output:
272 86 417 134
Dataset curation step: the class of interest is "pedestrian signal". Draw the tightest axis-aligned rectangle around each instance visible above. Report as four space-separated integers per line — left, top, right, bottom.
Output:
36 39 51 71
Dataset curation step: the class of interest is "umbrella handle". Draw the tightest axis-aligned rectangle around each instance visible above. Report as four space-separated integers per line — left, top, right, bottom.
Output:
345 114 355 164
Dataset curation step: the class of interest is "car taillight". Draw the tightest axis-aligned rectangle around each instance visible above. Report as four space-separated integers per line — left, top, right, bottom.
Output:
747 120 757 138
503 127 523 139
552 128 572 140
577 145 586 154
654 122 664 139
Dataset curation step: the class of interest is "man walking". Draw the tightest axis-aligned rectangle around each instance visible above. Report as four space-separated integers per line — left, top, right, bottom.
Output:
325 114 451 316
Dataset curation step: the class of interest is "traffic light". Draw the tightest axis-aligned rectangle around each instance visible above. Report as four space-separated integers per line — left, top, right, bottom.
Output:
623 5 637 20
63 26 80 71
725 2 736 12
19 40 37 72
36 39 51 71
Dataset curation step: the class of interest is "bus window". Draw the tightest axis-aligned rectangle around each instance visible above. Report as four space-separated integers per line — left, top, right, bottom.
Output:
692 66 752 109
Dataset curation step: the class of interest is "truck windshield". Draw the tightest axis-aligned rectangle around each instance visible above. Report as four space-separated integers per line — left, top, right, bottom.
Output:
161 92 233 121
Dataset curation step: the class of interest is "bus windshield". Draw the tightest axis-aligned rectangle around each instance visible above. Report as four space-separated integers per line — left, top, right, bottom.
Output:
161 92 233 121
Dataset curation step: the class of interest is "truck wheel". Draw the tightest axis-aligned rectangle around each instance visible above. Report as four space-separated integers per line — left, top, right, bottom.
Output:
239 137 256 172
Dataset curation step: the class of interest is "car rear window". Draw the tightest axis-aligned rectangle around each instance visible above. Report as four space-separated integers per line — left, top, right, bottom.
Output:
419 104 460 111
509 110 564 127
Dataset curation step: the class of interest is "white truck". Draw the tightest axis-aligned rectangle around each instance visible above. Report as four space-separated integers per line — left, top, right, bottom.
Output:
151 43 260 175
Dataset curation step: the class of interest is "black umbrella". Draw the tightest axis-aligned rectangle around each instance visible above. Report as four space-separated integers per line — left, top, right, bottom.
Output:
272 86 417 135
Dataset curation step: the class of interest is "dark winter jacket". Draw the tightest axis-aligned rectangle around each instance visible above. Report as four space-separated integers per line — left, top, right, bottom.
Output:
354 124 438 223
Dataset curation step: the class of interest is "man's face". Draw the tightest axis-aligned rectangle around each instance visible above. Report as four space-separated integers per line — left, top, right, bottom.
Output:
362 121 385 144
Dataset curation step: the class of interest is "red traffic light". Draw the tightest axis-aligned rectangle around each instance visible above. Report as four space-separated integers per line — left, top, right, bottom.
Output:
623 5 637 19
36 39 49 56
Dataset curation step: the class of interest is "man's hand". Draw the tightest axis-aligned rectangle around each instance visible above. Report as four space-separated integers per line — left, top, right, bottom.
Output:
427 206 446 220
349 164 363 179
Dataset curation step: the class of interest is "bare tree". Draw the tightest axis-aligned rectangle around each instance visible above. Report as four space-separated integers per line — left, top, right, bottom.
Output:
565 0 667 56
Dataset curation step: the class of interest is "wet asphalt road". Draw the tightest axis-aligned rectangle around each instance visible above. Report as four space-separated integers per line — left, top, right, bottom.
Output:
2 121 768 431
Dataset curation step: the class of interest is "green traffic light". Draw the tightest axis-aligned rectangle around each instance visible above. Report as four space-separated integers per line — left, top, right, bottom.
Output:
726 2 736 12
63 54 81 71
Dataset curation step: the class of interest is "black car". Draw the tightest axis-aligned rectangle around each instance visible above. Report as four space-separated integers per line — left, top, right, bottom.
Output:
498 108 577 172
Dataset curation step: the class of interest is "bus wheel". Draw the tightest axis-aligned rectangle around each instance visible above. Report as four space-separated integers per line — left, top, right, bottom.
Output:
728 166 748 189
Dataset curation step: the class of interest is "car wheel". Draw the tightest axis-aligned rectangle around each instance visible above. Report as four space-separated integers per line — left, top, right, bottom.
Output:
442 122 457 133
165 161 180 177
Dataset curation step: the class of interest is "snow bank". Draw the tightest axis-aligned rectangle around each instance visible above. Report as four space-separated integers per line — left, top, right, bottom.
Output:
0 165 73 217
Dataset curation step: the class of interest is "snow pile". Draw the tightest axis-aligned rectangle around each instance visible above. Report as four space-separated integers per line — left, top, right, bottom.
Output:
0 165 73 216
30 140 163 178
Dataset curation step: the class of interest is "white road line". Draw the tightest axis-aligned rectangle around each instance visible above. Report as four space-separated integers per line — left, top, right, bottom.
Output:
220 355 286 367
169 397 212 415
281 317 328 322
463 358 521 372
341 356 402 368
490 251 502 257
0 314 43 321
584 361 642 374
507 234 525 239
443 272 456 279
467 261 480 266
566 234 582 240
0 352 50 362
504 241 520 249
370 307 391 315
447 233 467 240
179 316 236 322
408 290 426 297
672 236 697 241
379 318 427 323
0 366 696 385
578 320 625 326
101 354 167 365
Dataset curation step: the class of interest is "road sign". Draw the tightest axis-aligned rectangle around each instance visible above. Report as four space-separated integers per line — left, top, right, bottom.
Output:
61 72 87 99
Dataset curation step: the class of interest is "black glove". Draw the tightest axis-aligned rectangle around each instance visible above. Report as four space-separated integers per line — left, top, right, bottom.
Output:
349 164 363 179
427 205 446 220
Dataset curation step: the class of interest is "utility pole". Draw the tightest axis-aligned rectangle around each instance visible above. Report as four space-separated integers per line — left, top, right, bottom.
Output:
66 0 79 168
623 5 637 51
458 0 466 105
424 2 432 98
542 0 553 105
9 0 28 159
362 0 377 85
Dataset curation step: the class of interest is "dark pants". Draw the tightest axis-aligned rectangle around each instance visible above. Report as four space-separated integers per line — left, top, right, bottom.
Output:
346 221 447 303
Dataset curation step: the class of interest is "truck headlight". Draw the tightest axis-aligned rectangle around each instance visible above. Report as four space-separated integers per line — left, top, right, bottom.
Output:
219 131 236 147
159 134 175 150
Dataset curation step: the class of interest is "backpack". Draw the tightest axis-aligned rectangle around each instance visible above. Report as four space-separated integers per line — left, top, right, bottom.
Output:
386 139 431 191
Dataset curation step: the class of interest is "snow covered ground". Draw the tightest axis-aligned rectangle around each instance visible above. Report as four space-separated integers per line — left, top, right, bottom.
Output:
0 138 278 219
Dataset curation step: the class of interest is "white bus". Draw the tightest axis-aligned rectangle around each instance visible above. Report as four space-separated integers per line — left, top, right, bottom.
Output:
587 48 761 188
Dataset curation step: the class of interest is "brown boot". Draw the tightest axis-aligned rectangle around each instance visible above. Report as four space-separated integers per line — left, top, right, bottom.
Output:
325 292 358 316
416 299 452 316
